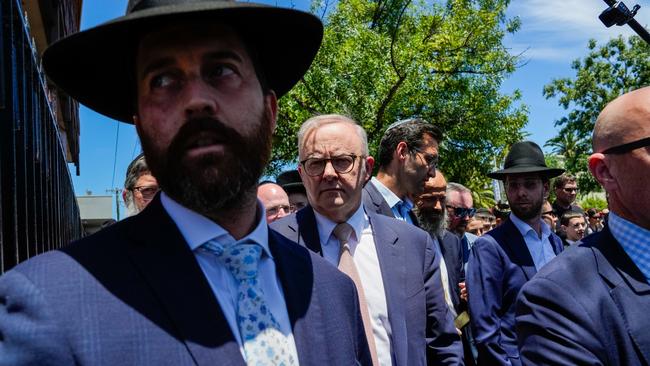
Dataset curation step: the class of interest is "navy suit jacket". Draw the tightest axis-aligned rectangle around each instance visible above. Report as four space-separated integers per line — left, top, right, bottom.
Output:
437 230 465 313
270 206 464 366
466 218 563 366
516 226 650 365
362 180 419 225
0 197 371 366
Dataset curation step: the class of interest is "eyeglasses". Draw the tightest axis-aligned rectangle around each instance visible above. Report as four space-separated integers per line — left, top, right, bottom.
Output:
300 154 361 177
447 206 476 218
410 147 438 169
266 204 292 217
132 185 159 201
602 136 650 155
541 210 555 216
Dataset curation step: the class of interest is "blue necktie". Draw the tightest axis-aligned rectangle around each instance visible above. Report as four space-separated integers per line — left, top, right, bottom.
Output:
202 240 296 365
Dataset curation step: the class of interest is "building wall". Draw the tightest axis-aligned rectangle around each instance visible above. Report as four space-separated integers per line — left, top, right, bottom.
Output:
0 0 83 273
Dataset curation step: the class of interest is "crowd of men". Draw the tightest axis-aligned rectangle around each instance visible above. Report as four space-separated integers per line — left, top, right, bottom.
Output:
0 0 648 365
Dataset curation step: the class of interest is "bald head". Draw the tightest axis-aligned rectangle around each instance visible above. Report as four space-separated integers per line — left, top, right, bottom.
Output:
416 170 448 237
257 183 291 223
593 87 650 153
424 169 447 192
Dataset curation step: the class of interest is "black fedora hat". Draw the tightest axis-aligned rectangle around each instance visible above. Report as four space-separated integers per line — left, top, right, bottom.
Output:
276 170 305 194
488 141 564 180
42 0 323 123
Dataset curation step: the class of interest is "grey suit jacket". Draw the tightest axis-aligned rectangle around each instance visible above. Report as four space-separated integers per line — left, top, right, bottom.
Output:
0 196 371 365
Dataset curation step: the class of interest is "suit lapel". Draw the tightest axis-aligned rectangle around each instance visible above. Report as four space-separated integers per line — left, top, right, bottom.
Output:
500 219 537 281
363 181 395 218
367 212 407 366
125 197 245 366
269 230 330 364
595 228 650 363
296 207 323 255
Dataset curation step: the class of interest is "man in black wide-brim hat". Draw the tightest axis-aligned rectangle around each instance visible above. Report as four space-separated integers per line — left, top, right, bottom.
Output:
0 1 372 365
465 141 564 366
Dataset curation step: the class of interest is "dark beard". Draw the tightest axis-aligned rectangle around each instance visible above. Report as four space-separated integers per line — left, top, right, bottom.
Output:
416 208 448 238
140 112 272 218
510 198 543 221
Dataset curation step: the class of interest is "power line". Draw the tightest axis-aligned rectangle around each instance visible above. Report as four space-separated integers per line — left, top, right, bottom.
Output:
110 121 120 189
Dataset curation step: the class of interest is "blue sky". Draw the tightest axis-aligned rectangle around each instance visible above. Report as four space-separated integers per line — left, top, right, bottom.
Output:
71 0 649 216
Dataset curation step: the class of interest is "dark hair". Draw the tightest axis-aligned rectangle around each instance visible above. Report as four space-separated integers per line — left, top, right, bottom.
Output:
560 211 585 226
553 174 577 190
377 118 443 168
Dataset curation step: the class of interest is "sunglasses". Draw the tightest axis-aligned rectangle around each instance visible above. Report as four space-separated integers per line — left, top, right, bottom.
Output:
448 206 476 218
602 136 650 155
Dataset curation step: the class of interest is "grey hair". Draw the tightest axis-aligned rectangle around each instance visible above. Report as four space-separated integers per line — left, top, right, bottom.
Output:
297 114 369 158
446 182 472 195
123 154 150 216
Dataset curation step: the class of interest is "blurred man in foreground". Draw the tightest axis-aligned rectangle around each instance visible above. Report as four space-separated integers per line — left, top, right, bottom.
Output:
516 86 650 365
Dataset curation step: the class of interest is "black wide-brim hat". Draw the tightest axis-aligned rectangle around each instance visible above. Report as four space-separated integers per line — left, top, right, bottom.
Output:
276 169 305 194
42 0 323 123
488 141 564 180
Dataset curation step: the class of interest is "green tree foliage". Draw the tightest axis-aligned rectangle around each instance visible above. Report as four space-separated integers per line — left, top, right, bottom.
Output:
271 0 528 196
543 35 650 194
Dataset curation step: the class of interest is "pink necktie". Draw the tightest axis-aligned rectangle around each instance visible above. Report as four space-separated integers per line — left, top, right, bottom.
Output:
333 223 379 366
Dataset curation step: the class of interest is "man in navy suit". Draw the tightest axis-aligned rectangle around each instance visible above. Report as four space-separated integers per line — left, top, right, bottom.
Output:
516 87 650 365
271 114 463 366
466 141 564 366
363 118 441 225
0 1 371 365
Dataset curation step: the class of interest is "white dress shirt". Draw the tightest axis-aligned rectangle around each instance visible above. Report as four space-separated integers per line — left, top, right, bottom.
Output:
509 213 556 271
161 193 299 361
313 204 394 366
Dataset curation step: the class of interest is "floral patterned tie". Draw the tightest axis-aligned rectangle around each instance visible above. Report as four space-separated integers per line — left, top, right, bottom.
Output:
202 240 297 366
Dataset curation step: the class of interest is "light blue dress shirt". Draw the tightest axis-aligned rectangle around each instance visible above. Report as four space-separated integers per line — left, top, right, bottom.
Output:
608 211 650 283
160 193 298 359
314 204 367 265
509 213 556 271
370 177 414 224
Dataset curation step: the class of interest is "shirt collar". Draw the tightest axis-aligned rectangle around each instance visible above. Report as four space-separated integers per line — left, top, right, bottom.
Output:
510 212 551 239
608 211 650 281
160 192 272 258
313 203 367 245
370 177 412 209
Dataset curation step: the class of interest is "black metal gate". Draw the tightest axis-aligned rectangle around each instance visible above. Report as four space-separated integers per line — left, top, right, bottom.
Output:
0 0 82 273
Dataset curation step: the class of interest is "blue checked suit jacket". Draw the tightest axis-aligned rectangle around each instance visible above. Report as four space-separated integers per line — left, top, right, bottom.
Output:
516 225 650 365
0 196 371 366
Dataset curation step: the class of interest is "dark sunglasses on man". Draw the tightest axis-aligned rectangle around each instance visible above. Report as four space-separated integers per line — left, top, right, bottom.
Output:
448 206 476 218
601 136 650 154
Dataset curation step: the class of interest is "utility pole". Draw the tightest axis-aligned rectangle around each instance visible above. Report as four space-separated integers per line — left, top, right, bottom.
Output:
106 188 121 221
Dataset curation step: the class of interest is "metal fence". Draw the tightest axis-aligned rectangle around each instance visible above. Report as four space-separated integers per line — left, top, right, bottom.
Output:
0 0 82 273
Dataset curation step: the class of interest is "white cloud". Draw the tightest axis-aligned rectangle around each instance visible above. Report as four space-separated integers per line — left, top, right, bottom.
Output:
506 0 650 61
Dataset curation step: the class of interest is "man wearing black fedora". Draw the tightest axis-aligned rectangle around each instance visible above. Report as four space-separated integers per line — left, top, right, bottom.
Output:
465 141 564 366
0 1 371 365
